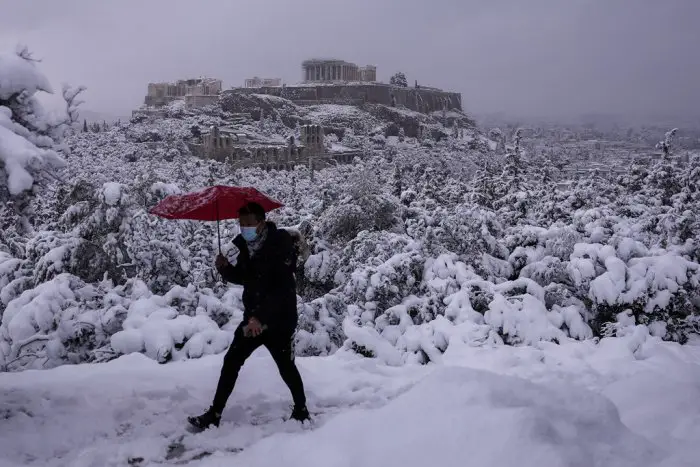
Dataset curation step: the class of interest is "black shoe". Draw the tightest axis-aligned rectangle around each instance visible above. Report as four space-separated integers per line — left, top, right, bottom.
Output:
290 405 310 423
188 407 221 430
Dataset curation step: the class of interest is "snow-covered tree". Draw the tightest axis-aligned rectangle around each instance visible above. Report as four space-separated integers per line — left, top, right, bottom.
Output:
389 72 408 87
656 128 678 157
646 128 682 206
0 46 84 199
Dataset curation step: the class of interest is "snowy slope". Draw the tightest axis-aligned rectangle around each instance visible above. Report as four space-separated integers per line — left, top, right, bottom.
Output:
1 334 698 467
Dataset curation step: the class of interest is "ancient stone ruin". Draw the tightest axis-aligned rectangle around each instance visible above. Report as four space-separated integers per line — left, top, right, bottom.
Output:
229 59 461 114
188 124 359 171
144 77 222 109
301 58 377 83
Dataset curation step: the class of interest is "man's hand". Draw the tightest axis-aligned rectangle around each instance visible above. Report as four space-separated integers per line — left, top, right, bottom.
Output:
215 254 230 271
244 317 264 337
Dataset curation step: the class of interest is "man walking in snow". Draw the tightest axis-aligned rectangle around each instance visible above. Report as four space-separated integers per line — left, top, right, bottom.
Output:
188 202 309 430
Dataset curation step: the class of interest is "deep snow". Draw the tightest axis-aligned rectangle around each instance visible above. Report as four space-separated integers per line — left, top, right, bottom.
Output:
1 333 699 467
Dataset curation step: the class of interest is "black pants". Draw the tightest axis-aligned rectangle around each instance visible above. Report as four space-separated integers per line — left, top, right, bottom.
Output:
211 322 306 413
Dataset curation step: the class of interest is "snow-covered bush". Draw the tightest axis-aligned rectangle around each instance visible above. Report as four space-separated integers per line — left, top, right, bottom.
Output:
2 81 699 371
0 268 243 370
318 168 400 242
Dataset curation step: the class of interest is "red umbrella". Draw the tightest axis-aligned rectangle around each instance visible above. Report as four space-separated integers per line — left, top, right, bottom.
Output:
149 185 283 252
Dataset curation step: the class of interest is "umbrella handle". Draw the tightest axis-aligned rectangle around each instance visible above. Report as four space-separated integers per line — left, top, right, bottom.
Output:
216 199 221 254
216 200 222 284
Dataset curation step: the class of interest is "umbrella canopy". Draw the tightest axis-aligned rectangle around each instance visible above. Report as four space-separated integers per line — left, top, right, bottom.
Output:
149 185 284 253
149 185 283 221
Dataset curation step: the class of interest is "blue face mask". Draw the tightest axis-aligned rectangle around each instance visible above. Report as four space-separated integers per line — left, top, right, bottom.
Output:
240 226 258 242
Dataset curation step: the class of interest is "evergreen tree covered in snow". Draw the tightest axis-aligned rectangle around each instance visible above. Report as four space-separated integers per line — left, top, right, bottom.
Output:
0 46 84 199
646 128 682 206
389 72 408 88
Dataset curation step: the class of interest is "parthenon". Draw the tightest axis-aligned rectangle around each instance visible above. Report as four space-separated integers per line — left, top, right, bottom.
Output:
302 59 376 83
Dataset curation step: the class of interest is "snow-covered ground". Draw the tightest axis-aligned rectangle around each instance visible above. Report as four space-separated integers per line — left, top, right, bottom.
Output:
2 333 699 467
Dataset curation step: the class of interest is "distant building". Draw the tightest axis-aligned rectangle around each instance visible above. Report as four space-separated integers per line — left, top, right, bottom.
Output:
188 124 359 170
144 77 222 108
301 58 377 83
229 59 462 114
245 77 282 88
360 65 377 82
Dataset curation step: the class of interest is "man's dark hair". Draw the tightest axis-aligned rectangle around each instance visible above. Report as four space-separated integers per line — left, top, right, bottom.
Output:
239 202 266 221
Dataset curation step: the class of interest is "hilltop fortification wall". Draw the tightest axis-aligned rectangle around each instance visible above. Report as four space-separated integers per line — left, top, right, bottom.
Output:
225 83 462 114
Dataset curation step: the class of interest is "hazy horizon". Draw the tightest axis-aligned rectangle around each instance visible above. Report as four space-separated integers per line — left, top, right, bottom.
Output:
1 0 698 123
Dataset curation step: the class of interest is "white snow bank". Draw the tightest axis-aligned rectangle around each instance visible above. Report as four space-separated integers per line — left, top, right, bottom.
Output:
0 349 425 466
0 335 698 466
207 367 661 467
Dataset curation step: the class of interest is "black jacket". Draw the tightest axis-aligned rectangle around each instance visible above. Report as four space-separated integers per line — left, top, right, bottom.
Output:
218 222 298 332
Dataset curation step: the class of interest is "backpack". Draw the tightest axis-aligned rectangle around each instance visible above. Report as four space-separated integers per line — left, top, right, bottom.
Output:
281 222 311 268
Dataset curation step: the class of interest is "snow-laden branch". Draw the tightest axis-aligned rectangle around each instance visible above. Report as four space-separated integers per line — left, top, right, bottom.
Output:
0 46 84 196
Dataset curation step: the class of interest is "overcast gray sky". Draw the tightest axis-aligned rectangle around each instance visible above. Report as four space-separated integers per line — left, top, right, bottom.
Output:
1 0 698 120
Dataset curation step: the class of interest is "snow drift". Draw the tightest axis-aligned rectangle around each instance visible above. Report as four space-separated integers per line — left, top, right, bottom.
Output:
219 367 661 467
